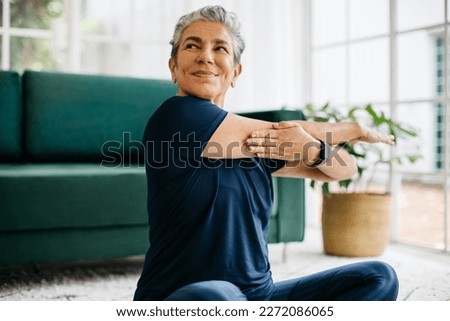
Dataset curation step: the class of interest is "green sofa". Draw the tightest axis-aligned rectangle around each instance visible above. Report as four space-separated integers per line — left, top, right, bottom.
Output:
0 70 305 266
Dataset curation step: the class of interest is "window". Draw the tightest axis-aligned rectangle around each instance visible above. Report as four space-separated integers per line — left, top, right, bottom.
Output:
435 37 445 170
0 0 64 72
0 0 307 113
311 0 450 251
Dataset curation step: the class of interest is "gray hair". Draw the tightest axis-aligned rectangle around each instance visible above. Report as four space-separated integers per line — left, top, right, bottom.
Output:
169 5 245 64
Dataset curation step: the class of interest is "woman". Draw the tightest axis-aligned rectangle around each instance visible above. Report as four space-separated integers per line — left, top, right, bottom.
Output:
134 5 398 301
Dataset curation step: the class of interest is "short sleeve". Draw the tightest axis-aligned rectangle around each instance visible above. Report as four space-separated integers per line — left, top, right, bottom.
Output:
144 95 228 168
261 158 287 174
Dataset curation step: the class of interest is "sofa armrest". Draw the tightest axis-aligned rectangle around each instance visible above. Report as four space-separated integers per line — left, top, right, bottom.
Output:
239 109 305 243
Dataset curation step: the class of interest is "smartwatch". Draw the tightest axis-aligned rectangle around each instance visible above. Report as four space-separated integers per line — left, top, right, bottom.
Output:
309 140 331 168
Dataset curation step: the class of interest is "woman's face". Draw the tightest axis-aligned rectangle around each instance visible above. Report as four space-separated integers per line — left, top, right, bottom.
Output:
169 20 242 107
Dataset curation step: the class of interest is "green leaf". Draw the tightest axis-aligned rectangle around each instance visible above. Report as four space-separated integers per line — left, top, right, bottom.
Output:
407 155 421 163
339 179 352 191
313 116 329 123
397 126 419 137
322 183 330 195
365 104 382 125
357 166 365 177
347 106 360 121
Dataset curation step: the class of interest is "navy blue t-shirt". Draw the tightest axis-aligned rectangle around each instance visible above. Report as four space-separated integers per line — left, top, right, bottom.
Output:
134 95 286 301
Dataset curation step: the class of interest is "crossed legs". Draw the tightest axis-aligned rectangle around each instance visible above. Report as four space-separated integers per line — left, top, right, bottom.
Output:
164 261 399 301
270 261 399 301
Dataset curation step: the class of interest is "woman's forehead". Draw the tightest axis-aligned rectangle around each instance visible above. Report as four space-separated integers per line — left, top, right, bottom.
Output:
181 21 232 43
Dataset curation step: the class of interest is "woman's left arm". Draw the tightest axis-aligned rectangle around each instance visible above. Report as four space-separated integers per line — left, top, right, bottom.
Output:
271 147 356 181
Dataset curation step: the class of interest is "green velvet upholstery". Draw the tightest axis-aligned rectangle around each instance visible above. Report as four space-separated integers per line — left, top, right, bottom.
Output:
0 165 147 231
0 226 149 265
0 71 22 161
23 71 175 162
0 70 305 266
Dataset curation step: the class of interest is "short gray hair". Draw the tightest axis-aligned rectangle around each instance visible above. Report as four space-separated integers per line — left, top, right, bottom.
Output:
169 5 245 64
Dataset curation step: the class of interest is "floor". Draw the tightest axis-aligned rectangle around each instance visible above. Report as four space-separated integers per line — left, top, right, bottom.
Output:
1 227 449 301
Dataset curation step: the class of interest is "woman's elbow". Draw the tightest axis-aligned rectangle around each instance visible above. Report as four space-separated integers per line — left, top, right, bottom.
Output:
325 155 357 181
338 161 357 180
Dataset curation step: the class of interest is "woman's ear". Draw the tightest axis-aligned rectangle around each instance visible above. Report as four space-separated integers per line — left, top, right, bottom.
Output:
231 63 242 88
168 58 177 84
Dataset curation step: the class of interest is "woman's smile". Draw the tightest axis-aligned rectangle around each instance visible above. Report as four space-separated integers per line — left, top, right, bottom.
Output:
191 70 218 78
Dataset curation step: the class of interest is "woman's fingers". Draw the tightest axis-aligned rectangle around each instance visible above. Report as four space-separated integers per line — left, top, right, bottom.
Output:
272 121 297 129
384 134 395 145
249 129 278 139
246 145 276 153
365 127 395 145
377 134 395 145
247 122 306 161
249 121 299 139
245 137 276 146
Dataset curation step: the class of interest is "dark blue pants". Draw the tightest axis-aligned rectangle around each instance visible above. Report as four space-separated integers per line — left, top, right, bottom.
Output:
165 261 399 301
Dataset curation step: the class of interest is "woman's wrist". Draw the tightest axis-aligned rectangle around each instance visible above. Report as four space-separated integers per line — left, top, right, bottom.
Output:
303 138 321 167
298 120 365 145
350 122 365 141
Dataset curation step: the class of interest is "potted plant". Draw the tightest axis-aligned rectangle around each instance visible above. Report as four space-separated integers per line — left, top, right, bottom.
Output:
304 103 421 257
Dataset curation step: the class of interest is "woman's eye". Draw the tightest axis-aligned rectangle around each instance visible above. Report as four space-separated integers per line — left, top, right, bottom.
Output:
216 46 227 52
186 43 198 49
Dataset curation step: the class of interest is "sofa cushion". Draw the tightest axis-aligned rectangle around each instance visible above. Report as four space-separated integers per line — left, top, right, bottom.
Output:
0 70 22 161
0 164 147 232
0 225 149 265
240 109 304 123
23 71 176 162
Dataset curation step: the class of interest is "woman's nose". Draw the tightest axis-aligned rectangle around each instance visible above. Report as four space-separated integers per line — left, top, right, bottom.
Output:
196 48 214 64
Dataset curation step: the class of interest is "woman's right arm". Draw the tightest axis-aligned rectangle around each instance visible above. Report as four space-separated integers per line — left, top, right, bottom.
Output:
201 112 319 161
295 120 395 146
202 112 394 160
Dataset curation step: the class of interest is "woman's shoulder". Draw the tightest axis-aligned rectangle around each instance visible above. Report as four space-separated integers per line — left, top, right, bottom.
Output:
144 94 228 141
160 95 215 110
156 95 225 119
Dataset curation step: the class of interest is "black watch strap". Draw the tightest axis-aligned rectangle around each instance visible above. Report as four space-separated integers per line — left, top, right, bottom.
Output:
309 140 331 168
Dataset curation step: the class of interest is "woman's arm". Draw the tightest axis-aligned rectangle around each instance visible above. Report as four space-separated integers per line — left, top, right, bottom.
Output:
202 112 392 181
295 120 395 146
201 113 320 163
201 113 266 158
271 148 357 181
246 122 358 181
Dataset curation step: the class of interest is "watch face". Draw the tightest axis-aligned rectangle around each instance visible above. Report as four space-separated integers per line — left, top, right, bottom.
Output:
322 141 331 164
312 141 330 168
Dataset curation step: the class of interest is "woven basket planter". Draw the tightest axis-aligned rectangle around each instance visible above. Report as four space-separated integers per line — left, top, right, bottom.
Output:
321 193 391 257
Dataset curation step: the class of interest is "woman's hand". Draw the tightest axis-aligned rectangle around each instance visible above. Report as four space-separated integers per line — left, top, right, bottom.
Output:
352 124 395 145
245 121 321 163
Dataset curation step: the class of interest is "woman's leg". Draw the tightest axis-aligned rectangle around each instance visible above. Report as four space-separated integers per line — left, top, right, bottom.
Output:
271 261 399 301
164 280 248 301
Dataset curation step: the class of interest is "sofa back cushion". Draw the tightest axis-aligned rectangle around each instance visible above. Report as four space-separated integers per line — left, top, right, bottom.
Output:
0 71 22 161
23 71 176 163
